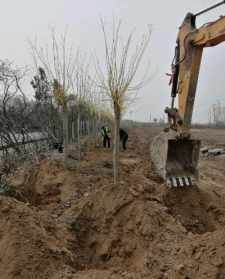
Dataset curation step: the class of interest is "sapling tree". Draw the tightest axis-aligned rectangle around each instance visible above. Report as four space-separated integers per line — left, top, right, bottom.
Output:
96 19 151 185
30 30 77 160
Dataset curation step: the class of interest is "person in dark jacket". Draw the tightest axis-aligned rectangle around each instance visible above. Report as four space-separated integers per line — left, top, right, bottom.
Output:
101 126 111 148
120 128 128 150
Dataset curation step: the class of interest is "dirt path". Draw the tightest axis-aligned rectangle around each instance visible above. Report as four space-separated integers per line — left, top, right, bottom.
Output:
1 127 225 279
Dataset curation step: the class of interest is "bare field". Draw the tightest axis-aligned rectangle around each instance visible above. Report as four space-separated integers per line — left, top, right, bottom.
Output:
192 128 225 147
1 127 225 279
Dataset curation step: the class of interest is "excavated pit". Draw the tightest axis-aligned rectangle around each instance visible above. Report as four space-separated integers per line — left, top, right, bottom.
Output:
2 127 225 279
163 186 216 234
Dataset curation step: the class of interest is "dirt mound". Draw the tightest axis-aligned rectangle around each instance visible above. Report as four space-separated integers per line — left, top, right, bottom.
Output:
163 186 218 234
9 159 64 205
167 230 225 279
67 179 225 278
69 182 182 273
0 197 74 279
1 127 225 279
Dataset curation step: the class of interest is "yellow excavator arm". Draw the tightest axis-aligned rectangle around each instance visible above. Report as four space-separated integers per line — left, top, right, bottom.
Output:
151 3 225 187
170 12 225 134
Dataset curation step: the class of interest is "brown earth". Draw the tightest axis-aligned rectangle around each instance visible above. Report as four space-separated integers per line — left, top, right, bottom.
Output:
1 127 225 279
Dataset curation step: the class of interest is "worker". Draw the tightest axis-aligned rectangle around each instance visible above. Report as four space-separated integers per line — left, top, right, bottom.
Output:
164 107 183 131
120 128 128 150
101 126 111 148
58 142 63 153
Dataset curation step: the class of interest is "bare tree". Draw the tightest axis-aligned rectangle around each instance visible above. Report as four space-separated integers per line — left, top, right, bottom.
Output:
70 57 95 160
0 60 39 173
96 19 151 185
29 30 77 161
0 60 29 153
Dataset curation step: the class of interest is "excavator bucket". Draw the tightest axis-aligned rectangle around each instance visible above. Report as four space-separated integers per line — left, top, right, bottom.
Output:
150 131 201 187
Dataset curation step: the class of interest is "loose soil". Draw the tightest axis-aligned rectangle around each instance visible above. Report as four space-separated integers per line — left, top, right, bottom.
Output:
1 127 225 279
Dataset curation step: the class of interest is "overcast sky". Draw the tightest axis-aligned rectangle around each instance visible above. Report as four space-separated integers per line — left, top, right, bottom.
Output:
0 0 224 123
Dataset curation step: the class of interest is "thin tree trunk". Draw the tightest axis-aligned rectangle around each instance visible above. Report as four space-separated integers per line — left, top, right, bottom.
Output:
68 117 71 145
87 119 90 136
77 111 81 161
62 109 69 158
72 121 75 143
113 106 120 185
94 117 98 146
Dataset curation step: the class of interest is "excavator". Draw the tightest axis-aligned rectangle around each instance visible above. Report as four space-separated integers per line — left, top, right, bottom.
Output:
151 1 225 187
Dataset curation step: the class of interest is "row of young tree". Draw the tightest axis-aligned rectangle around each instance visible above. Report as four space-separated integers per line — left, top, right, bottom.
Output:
0 20 151 185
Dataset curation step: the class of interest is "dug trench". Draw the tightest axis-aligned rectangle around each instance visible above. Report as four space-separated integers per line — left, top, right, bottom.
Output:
1 127 225 278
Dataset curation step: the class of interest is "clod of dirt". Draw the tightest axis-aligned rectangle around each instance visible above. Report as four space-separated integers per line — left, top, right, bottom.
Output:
0 197 74 279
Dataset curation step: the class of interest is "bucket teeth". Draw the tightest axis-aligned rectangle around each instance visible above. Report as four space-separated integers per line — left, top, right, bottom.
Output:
178 177 184 187
167 177 193 188
172 177 178 187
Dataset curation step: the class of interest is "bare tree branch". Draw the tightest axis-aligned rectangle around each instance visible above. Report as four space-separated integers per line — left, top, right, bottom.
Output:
96 18 151 185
